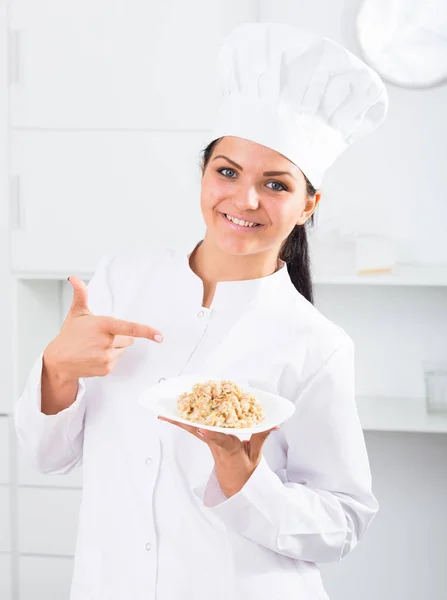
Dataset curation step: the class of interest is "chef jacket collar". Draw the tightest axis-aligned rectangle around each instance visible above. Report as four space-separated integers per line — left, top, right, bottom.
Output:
179 240 295 311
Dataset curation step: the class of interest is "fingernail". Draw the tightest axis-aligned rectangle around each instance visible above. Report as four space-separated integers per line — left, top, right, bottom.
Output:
154 334 163 343
197 429 206 437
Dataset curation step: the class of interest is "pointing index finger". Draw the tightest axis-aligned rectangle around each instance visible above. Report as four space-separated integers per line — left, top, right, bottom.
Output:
100 316 163 342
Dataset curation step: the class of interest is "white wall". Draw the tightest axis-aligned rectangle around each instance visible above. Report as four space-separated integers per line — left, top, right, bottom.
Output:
260 0 447 264
314 284 447 399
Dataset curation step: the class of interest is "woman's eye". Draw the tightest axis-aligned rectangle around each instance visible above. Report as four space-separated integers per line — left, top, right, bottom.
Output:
217 168 286 192
266 181 287 192
218 167 237 178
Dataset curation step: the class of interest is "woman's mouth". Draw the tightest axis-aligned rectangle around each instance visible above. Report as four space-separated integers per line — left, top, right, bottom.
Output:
219 212 264 231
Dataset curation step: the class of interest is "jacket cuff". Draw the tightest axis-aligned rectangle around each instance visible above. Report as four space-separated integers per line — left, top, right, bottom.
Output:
202 456 284 515
15 352 87 439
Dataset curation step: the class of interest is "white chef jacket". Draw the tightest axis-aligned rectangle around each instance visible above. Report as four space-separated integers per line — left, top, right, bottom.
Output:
14 243 378 600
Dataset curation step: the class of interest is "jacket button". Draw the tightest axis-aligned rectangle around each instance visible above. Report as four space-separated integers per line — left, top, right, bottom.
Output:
197 310 204 318
146 542 152 551
145 457 153 466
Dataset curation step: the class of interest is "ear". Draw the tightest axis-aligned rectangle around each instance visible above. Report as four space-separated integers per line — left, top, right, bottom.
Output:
296 190 322 225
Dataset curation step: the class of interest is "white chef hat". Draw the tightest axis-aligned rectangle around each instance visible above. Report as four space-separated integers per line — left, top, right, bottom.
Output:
210 22 388 189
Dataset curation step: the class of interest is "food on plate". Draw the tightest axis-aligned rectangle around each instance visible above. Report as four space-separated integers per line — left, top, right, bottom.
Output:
177 379 265 428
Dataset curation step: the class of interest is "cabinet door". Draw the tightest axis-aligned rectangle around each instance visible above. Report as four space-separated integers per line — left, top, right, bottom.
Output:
0 555 12 600
0 418 9 484
10 0 257 129
0 487 11 552
18 487 81 555
11 131 208 274
0 237 14 414
20 556 73 600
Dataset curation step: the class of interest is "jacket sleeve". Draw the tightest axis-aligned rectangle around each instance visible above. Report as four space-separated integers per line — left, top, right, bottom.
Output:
13 254 115 475
200 338 378 564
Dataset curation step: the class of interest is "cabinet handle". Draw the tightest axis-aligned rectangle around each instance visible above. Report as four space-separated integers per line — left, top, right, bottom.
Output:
8 30 21 85
10 175 25 230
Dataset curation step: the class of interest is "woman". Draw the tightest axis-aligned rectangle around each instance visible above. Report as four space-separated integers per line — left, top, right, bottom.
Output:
14 23 388 600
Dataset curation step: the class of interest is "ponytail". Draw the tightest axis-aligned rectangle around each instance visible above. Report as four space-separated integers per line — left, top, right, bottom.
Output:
279 219 314 304
280 173 316 303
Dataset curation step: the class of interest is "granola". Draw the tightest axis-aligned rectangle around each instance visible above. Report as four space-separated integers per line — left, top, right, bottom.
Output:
177 380 265 428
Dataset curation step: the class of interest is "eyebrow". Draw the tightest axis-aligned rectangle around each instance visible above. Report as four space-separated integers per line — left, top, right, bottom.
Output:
212 154 295 179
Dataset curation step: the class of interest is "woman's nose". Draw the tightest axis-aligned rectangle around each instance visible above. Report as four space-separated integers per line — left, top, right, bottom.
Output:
234 186 260 211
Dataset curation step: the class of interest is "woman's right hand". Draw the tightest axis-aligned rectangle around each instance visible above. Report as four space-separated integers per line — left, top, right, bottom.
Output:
43 275 164 383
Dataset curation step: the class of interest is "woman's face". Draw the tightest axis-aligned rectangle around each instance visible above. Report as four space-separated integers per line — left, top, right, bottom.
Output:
200 136 320 257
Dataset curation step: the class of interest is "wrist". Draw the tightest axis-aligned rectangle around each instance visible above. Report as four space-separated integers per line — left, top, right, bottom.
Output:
41 352 79 415
214 462 256 498
42 347 77 387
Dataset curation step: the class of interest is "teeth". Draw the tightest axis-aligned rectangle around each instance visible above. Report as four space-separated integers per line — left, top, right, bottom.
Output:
225 214 258 227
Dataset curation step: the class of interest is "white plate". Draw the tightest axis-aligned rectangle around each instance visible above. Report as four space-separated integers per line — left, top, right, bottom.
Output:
138 374 296 440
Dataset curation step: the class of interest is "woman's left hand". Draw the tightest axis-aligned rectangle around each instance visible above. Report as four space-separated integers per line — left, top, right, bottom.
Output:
158 416 279 498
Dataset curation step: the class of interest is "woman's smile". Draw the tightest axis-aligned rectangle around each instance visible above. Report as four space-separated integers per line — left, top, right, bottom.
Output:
218 211 265 232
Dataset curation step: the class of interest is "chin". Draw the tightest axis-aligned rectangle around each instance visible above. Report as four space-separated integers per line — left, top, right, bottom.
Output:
214 232 263 257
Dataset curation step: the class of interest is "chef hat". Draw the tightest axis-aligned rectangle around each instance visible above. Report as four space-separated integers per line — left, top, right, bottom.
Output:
210 22 388 189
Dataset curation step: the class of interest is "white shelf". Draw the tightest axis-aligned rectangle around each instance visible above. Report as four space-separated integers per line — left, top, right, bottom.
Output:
313 263 447 286
357 396 447 433
13 272 93 281
12 263 447 287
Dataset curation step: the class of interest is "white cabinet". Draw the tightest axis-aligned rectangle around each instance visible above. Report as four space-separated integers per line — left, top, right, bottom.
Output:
10 0 257 129
19 556 73 600
18 487 81 555
0 418 9 483
0 236 14 414
0 554 12 600
0 487 11 552
11 131 208 274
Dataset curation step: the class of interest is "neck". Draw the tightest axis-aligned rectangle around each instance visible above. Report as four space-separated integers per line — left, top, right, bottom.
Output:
190 232 280 285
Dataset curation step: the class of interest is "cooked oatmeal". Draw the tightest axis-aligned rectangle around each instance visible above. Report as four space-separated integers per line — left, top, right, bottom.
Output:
177 380 265 428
